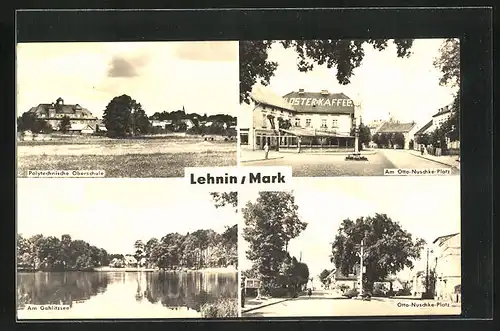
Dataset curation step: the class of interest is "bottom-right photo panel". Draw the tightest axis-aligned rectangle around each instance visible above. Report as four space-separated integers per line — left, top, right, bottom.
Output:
239 176 461 318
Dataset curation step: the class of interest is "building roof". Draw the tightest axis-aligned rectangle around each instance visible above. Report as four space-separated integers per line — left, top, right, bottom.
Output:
326 266 359 281
377 121 416 133
250 85 295 111
432 105 452 118
283 91 355 115
124 255 137 264
28 99 95 118
433 233 460 246
414 120 433 135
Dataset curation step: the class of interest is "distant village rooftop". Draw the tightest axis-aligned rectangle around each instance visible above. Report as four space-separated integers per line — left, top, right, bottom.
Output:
377 121 417 134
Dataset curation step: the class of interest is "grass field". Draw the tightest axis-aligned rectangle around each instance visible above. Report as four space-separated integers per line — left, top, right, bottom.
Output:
17 135 236 177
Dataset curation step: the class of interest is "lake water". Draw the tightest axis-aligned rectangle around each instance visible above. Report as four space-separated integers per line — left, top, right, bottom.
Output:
17 271 238 319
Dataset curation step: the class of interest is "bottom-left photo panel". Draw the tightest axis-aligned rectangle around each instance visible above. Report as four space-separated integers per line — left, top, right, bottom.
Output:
16 179 239 320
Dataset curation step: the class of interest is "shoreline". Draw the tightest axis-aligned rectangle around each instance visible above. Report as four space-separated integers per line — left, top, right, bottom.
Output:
18 266 238 273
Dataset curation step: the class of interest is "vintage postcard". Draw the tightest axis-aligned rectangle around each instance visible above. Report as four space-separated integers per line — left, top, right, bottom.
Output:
16 41 238 178
16 179 238 319
239 176 461 317
238 38 460 177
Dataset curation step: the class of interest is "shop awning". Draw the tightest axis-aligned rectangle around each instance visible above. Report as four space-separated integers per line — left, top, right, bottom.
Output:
280 128 354 138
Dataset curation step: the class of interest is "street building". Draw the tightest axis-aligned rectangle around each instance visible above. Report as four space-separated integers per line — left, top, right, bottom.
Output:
240 85 357 152
26 97 99 131
433 233 461 302
375 119 419 150
324 265 360 291
413 103 460 150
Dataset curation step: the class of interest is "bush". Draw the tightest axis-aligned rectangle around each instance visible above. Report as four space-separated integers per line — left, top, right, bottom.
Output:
342 288 359 298
372 288 387 297
269 287 290 298
200 298 238 318
395 288 412 296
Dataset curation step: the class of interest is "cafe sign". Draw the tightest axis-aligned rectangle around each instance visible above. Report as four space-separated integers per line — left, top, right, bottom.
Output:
284 97 354 108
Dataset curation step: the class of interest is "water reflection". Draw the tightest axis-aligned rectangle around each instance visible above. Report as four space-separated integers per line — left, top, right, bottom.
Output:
17 271 237 317
17 272 108 309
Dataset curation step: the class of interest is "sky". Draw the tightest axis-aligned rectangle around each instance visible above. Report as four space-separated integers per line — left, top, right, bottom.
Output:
240 38 458 128
16 41 239 118
239 176 461 280
17 178 237 255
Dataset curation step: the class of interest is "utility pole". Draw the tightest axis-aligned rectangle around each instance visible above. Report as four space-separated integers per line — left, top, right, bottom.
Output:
425 247 430 295
359 239 364 293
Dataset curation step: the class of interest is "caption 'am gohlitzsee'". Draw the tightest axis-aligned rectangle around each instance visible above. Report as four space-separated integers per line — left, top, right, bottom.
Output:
190 172 286 184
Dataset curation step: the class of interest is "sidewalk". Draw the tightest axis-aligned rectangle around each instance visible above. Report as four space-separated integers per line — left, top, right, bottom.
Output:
240 150 284 163
241 297 292 313
408 150 460 170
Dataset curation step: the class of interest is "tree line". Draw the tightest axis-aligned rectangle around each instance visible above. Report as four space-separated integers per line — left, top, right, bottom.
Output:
17 234 109 271
127 225 238 270
17 225 237 272
242 192 310 297
371 132 406 149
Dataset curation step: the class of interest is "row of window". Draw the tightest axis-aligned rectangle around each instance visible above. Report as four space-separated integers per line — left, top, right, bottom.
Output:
263 115 339 129
39 113 91 118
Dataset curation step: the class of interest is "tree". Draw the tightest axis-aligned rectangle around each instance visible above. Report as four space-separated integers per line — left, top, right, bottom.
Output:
131 105 151 135
415 133 430 146
277 117 292 130
103 94 148 137
433 38 460 145
378 133 389 148
372 133 380 147
134 240 145 262
17 112 52 133
242 191 307 292
240 39 414 104
210 192 238 210
330 213 425 292
393 132 405 149
433 38 460 89
351 123 371 151
59 116 71 133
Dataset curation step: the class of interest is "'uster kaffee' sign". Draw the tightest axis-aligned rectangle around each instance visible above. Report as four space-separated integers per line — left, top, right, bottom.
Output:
283 97 353 107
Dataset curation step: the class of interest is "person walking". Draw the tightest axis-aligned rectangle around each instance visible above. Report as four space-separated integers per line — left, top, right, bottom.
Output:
420 145 424 155
264 142 269 159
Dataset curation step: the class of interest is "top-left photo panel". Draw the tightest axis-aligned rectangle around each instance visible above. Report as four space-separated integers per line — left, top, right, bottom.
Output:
16 41 238 178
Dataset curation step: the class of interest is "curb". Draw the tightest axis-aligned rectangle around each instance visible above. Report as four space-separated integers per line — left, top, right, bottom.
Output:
409 153 460 170
240 156 284 163
279 151 377 156
241 298 292 314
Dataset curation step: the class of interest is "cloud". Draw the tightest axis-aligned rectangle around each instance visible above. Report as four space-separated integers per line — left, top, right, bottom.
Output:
174 41 237 62
107 54 150 78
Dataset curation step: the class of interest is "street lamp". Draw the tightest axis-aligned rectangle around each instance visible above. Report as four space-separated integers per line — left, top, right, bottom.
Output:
422 246 435 299
345 97 368 161
355 238 365 298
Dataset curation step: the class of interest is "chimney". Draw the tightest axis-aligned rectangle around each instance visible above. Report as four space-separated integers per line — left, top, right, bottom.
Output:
298 88 305 94
321 90 329 95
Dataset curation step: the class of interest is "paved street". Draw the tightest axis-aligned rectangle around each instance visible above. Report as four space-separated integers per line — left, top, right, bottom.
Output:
242 149 459 177
242 292 461 317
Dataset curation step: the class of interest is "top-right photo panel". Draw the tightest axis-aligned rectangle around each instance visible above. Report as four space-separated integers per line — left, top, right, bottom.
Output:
239 39 460 177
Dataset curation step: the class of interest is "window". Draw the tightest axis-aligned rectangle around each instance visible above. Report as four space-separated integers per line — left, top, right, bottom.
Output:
332 119 338 128
240 133 249 145
305 118 311 127
262 114 267 128
294 118 300 127
321 118 327 128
